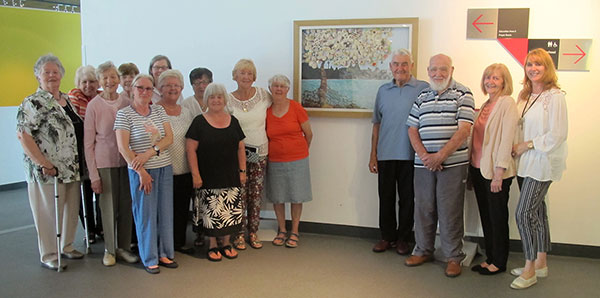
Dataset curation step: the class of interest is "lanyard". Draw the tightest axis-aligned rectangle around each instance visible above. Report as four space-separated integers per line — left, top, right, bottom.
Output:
521 91 543 119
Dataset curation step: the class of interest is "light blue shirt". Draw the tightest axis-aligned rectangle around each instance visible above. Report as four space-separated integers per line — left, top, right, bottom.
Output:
372 76 429 160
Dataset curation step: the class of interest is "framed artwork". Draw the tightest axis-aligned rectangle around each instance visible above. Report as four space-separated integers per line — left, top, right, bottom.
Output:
293 18 419 118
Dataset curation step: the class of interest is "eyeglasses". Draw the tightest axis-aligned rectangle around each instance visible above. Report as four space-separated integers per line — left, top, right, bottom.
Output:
192 80 212 86
163 84 182 89
134 86 153 92
152 66 169 71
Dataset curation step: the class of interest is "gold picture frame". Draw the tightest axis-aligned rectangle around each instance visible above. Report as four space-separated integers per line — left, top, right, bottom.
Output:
293 18 419 118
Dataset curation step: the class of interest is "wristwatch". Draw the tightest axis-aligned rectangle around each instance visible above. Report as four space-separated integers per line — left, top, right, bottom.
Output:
239 169 246 173
527 141 534 150
153 145 160 156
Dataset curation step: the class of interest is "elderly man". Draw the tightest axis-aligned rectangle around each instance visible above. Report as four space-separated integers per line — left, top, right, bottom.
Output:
404 54 475 277
369 49 429 254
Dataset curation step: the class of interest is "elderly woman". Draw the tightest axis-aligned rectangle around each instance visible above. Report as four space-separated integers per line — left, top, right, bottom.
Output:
148 55 183 104
469 63 518 275
118 62 140 100
509 48 568 289
156 69 195 253
266 75 313 248
228 59 271 250
84 61 139 266
69 65 102 243
16 54 84 270
182 67 213 117
114 74 176 274
186 83 246 261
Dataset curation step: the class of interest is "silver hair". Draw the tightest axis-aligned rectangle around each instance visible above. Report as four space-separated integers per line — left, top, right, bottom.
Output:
33 54 65 78
391 49 413 64
131 73 154 89
157 69 184 89
268 74 291 88
74 65 97 86
95 61 118 79
203 83 228 107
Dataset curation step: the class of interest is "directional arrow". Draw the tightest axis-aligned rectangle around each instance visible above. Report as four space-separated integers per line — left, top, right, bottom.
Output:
562 44 586 64
472 14 494 33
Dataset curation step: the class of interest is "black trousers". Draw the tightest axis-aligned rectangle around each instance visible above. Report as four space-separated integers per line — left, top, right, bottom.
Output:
377 160 414 242
173 173 193 248
470 166 513 269
78 178 102 235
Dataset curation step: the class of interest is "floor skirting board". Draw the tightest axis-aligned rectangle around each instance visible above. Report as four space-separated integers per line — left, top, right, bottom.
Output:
0 181 26 191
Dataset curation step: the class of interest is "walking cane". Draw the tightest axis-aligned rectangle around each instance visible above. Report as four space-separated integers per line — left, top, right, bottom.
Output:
54 176 63 272
80 186 92 254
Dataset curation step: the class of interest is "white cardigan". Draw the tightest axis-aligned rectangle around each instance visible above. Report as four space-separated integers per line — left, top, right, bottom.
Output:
516 88 568 181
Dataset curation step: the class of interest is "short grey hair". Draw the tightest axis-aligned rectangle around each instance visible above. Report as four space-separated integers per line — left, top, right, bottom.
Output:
33 54 65 78
203 83 228 107
131 73 154 89
148 55 172 74
157 69 184 89
95 61 118 79
391 49 413 64
268 74 291 88
74 65 97 86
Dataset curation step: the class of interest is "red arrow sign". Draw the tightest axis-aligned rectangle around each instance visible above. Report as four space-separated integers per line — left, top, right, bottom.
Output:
562 44 586 64
472 14 494 33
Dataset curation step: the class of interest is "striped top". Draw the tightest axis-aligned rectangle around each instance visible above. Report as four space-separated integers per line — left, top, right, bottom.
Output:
68 88 100 119
114 104 172 169
406 79 475 168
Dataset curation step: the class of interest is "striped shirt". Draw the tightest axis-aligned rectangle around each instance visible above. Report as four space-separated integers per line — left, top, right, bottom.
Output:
406 79 475 168
114 104 172 169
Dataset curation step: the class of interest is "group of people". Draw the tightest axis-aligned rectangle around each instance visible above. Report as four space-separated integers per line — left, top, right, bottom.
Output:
16 54 313 274
370 48 567 289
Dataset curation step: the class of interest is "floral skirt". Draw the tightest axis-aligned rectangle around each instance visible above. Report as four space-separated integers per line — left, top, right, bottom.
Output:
192 187 242 237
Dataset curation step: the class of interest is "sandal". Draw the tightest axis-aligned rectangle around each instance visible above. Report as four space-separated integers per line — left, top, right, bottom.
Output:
248 233 263 249
233 235 246 250
207 247 222 262
220 245 238 259
272 230 287 246
285 233 300 248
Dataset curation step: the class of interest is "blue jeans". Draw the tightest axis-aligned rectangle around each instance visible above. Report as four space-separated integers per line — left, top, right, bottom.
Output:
128 166 174 267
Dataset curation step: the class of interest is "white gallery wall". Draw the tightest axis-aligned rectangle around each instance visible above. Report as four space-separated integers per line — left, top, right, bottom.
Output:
2 0 597 246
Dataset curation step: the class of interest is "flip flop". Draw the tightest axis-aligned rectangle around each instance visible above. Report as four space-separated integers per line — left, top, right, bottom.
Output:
207 247 222 262
220 245 238 259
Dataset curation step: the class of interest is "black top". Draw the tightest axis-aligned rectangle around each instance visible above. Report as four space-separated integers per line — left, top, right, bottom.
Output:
185 115 245 189
62 102 84 175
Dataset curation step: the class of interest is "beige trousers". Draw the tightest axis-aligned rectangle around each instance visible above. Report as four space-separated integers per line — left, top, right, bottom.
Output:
28 180 81 263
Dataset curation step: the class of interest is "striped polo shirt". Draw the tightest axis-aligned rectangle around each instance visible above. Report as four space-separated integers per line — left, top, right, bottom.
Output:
406 79 475 168
114 104 172 170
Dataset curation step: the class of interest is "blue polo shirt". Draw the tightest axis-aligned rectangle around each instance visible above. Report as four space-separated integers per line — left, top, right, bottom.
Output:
406 79 475 168
372 76 429 161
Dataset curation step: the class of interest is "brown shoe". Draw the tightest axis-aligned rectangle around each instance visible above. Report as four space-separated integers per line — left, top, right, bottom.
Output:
445 260 462 277
396 240 410 255
372 240 393 252
404 254 433 266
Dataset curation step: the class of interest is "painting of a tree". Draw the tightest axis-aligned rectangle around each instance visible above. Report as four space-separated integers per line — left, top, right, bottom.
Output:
302 27 392 107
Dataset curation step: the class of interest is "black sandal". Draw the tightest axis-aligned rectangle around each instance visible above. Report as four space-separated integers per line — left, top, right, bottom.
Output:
220 245 238 259
207 247 222 262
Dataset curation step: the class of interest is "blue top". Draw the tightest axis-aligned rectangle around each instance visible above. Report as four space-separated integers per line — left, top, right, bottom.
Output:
406 79 475 168
372 76 429 160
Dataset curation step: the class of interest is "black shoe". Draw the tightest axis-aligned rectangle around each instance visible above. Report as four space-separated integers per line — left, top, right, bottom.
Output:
479 267 506 275
158 259 178 269
145 266 160 274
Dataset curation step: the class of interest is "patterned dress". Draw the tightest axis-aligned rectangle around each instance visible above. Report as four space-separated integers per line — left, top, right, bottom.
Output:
186 115 245 237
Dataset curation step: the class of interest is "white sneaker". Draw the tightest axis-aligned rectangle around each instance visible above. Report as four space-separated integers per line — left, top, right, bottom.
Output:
116 248 139 264
510 267 548 277
103 252 116 266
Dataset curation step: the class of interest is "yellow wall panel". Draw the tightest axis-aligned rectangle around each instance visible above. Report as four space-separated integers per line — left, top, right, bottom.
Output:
0 7 81 106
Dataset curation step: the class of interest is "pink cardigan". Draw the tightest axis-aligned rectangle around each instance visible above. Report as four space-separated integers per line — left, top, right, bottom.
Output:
472 95 519 180
84 94 130 182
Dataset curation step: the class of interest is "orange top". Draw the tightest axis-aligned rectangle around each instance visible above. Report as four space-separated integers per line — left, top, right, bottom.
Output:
266 100 309 162
471 100 497 168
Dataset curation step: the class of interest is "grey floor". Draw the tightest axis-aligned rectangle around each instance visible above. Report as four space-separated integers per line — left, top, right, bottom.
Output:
1 187 599 298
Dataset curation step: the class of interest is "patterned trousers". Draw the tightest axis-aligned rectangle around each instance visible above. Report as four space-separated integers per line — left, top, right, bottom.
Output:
516 176 552 260
239 158 267 235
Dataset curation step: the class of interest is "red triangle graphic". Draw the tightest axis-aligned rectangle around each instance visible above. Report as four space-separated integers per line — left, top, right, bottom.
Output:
497 38 529 66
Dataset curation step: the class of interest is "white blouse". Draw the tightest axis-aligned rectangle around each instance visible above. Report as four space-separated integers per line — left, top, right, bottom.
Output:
167 106 194 175
228 87 272 156
516 88 568 181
